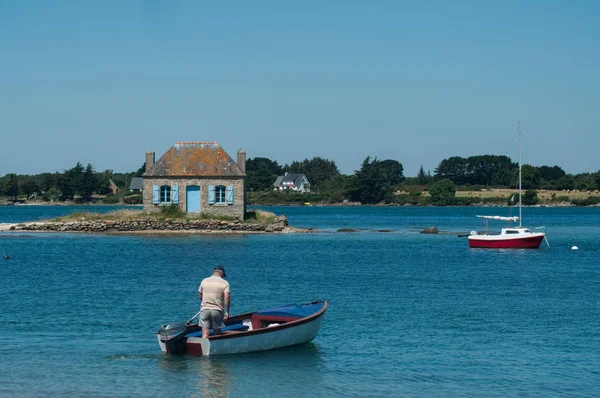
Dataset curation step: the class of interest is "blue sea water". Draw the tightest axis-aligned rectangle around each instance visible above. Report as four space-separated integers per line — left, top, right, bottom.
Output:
1 205 599 397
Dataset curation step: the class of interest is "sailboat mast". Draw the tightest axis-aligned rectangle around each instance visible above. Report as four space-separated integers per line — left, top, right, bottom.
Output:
518 121 522 227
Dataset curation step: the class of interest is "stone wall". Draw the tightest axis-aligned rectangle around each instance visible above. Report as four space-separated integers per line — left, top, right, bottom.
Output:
14 216 289 233
143 177 246 219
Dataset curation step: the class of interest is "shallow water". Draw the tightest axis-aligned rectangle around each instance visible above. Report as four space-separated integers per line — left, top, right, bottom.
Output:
1 206 599 397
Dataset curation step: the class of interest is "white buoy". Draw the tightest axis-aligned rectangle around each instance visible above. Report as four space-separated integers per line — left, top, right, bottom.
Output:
571 246 579 251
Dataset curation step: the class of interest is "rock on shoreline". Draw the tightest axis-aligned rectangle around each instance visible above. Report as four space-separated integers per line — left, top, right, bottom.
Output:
4 217 301 234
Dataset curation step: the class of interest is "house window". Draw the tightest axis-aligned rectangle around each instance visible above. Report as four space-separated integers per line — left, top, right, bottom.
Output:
160 185 171 203
215 185 226 204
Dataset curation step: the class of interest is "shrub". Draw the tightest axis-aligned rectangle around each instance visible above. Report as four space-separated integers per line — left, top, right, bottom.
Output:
52 212 92 222
429 179 456 205
392 190 422 205
196 212 238 221
159 204 186 218
123 194 142 204
102 195 120 204
522 190 539 205
506 192 540 206
572 196 600 206
248 191 328 205
42 188 61 202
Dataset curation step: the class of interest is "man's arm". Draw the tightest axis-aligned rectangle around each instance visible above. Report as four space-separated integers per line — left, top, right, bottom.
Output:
224 291 230 319
198 291 203 301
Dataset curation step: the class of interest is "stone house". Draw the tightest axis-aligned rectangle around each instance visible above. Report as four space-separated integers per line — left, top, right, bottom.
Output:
142 142 246 219
108 178 120 195
273 173 311 193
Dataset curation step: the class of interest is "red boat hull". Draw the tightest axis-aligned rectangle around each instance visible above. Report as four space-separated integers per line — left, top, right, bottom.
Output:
468 235 544 249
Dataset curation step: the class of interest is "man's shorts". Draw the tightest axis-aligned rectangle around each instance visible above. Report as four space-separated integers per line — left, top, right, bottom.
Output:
199 309 225 330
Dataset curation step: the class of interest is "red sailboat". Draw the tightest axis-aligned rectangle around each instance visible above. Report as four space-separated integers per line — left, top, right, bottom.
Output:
468 123 548 249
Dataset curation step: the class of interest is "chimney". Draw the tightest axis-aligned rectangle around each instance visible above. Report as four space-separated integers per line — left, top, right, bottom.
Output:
237 149 246 174
145 151 155 173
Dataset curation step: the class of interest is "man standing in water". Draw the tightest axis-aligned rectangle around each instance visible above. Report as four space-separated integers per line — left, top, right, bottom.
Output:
198 265 230 338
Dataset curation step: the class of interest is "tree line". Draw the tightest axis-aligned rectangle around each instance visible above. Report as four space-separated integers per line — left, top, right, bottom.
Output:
432 155 600 191
0 162 145 203
246 156 405 204
246 154 600 205
2 153 599 205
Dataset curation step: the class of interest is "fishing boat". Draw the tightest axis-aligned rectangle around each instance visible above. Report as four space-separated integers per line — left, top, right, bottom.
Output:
468 123 547 249
157 300 327 356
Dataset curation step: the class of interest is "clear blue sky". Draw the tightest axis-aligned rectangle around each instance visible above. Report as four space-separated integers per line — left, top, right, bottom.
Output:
1 1 599 177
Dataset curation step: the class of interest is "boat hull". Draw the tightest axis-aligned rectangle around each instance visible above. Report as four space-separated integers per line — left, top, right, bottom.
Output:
186 312 324 356
157 300 327 356
468 234 544 249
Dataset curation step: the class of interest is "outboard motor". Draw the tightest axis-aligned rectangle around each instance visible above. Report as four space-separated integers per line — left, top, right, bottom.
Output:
158 322 188 354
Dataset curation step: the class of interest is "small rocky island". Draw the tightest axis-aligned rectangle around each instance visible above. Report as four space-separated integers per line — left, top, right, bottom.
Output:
3 209 307 234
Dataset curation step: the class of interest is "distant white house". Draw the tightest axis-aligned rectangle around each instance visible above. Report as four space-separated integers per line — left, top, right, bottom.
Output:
273 173 311 193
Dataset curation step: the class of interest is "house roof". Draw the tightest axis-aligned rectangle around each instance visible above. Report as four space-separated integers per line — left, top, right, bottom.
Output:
144 142 245 177
129 177 143 190
274 174 309 187
108 178 119 191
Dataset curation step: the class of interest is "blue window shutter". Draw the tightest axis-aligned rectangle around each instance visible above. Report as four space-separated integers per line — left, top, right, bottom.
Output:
208 185 215 205
153 185 159 204
172 184 179 204
227 185 234 205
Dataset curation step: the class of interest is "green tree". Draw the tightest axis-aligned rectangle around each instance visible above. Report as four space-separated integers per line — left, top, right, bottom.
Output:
95 170 112 195
246 157 282 192
574 173 597 191
135 163 146 177
58 162 84 200
428 178 456 205
39 173 58 192
318 174 353 202
285 157 340 191
467 155 515 186
348 156 402 204
538 165 566 182
434 156 468 185
593 171 600 191
20 176 39 199
80 163 99 201
518 165 541 190
554 174 575 190
522 189 539 205
4 173 19 201
416 165 428 185
379 159 404 186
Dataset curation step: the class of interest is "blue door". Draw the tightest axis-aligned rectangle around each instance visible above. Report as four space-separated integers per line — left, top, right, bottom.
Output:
186 185 201 213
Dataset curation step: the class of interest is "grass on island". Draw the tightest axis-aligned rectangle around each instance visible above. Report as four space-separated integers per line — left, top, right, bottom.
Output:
243 210 278 224
49 205 279 224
